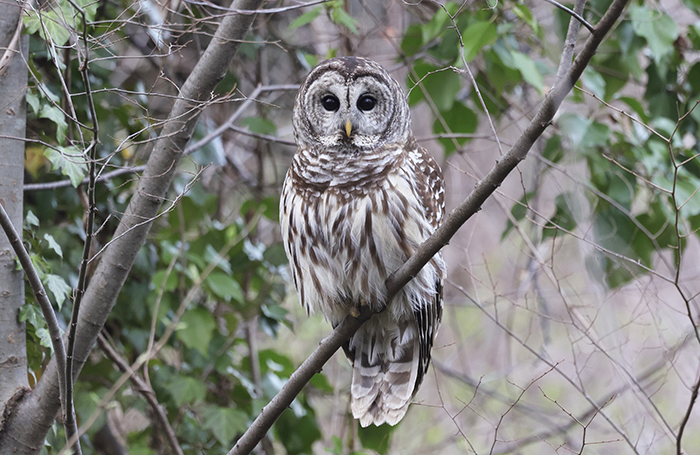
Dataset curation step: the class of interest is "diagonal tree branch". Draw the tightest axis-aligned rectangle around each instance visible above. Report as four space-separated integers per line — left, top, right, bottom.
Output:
0 1 265 452
228 0 631 453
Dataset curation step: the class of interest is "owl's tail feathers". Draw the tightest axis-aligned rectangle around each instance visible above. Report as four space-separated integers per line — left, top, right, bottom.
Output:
349 322 420 427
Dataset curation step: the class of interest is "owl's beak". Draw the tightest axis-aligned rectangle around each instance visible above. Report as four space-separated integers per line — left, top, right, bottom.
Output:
344 119 353 137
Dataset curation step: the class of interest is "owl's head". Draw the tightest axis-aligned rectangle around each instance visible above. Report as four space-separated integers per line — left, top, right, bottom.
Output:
293 57 411 152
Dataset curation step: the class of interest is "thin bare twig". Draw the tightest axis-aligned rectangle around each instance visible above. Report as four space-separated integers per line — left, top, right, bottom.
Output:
448 279 639 453
666 100 700 454
544 0 595 33
62 1 101 451
97 334 185 455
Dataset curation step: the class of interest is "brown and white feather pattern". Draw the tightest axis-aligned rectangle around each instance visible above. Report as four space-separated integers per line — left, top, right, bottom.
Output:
280 57 445 427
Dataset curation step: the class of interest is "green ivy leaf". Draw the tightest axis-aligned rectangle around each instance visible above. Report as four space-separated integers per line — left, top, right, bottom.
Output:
26 91 40 115
240 196 279 221
330 6 359 35
630 5 678 64
510 51 543 94
263 243 288 267
167 375 207 406
72 0 99 22
19 304 46 330
512 3 542 39
178 307 216 356
24 11 72 46
421 3 457 44
35 328 53 349
557 113 590 149
582 67 606 99
543 193 578 239
240 116 277 135
275 409 322 455
39 104 68 145
618 96 650 124
43 233 63 258
45 274 72 310
25 210 40 228
432 101 478 155
202 405 248 445
358 423 396 455
44 146 87 187
206 272 244 303
289 7 321 29
542 135 564 163
400 24 423 57
502 192 534 240
688 23 700 49
309 371 333 393
460 21 498 62
151 269 178 292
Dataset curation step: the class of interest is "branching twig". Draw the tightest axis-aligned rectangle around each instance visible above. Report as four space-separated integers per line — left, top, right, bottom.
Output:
59 208 263 454
448 279 639 452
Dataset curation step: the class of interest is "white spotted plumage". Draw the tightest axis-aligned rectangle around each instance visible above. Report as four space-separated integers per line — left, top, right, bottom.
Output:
281 57 445 427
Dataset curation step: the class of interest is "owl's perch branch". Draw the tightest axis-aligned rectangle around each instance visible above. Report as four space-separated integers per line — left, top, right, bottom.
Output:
228 307 372 455
230 0 630 453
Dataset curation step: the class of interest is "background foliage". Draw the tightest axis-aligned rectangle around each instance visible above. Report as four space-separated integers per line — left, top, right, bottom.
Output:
11 0 700 453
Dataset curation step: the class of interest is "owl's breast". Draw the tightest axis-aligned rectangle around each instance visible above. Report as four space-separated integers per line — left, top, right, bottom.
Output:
281 164 437 324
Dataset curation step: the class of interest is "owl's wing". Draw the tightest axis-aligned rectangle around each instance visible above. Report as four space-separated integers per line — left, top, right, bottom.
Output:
412 145 445 227
408 143 446 392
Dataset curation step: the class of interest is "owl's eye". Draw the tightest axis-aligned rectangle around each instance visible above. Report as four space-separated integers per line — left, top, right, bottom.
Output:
321 95 340 112
357 95 376 111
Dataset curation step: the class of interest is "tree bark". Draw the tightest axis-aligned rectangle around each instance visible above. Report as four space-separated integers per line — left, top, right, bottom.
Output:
0 0 28 427
0 1 264 453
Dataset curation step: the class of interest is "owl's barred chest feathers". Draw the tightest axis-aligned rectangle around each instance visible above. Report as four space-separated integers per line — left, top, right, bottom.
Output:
281 144 439 323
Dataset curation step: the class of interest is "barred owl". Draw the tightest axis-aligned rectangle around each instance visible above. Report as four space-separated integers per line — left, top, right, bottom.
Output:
280 57 445 427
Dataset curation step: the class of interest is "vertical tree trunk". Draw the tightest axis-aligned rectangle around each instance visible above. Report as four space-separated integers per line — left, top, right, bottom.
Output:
0 0 28 421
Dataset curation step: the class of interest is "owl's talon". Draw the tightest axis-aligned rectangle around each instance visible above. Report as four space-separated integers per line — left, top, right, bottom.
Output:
349 306 361 318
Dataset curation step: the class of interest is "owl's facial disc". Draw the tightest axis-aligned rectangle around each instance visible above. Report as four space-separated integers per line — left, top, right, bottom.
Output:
297 67 409 151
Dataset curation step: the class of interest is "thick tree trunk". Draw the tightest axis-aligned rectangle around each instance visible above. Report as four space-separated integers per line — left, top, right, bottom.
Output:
0 1 263 453
0 0 28 426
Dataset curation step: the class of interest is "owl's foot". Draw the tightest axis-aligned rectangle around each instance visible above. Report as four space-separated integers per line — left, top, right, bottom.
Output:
349 299 370 318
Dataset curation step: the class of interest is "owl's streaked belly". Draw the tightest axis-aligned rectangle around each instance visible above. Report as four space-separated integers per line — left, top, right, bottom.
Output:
281 169 439 326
